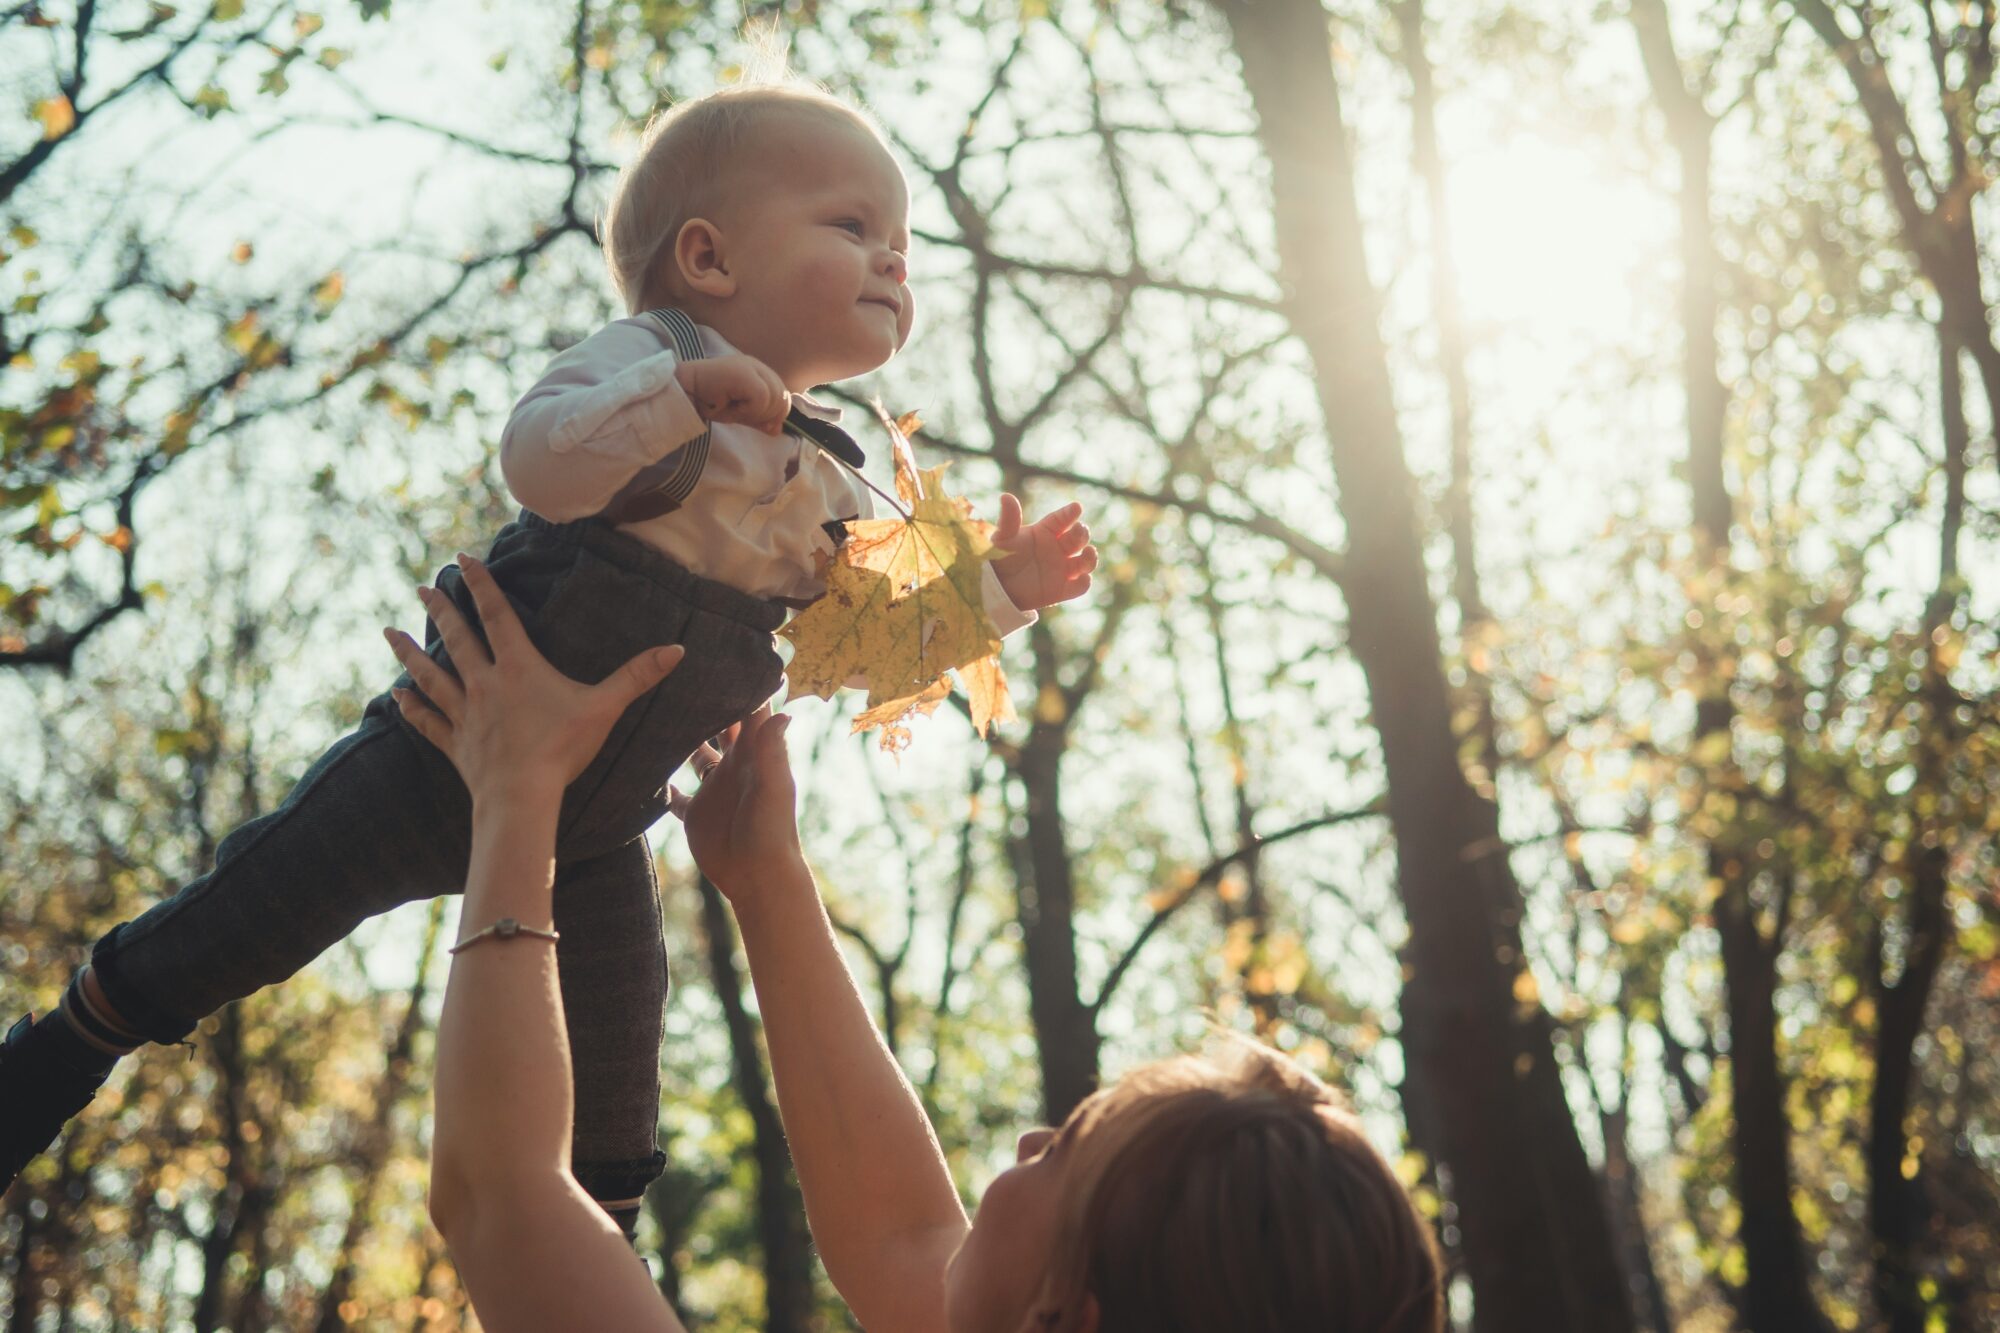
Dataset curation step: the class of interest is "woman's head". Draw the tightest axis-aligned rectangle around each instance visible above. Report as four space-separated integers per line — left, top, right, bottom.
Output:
946 1043 1445 1333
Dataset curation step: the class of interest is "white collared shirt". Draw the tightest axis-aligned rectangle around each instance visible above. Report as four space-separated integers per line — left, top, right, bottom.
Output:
500 315 1033 634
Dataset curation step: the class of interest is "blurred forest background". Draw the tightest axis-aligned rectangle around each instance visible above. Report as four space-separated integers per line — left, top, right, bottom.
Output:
3 0 1998 1329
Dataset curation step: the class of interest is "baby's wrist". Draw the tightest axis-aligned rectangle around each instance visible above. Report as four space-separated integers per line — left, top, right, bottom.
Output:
992 557 1033 610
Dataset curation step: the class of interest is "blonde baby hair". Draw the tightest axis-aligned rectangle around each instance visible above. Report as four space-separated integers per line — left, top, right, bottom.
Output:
600 61 886 315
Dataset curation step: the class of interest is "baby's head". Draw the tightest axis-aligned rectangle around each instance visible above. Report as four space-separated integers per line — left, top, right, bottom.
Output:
602 84 914 392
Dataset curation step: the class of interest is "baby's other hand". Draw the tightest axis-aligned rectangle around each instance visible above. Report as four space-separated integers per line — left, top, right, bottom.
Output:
676 354 791 435
991 494 1097 612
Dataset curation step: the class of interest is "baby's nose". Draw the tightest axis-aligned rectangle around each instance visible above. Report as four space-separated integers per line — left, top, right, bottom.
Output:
882 250 908 283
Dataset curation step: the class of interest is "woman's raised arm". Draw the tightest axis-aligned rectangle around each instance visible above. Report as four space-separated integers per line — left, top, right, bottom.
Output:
383 554 687 1333
672 714 971 1333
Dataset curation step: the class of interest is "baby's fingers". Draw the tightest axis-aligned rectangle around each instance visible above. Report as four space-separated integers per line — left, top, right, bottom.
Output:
994 493 1023 543
759 377 792 435
1036 501 1085 533
383 627 465 720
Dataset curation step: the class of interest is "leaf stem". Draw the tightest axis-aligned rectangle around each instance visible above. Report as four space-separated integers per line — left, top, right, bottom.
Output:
816 440 912 522
796 396 920 520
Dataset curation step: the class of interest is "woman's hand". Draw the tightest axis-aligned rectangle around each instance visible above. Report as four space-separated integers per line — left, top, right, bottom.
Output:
668 705 804 897
382 552 684 806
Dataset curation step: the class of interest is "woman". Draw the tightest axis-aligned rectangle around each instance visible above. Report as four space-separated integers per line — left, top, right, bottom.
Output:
386 554 1444 1333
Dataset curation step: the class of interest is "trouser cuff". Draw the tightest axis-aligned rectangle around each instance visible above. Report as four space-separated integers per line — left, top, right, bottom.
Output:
572 1150 667 1204
89 925 200 1046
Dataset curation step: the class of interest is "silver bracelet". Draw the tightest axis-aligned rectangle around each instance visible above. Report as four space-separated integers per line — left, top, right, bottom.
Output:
449 917 561 954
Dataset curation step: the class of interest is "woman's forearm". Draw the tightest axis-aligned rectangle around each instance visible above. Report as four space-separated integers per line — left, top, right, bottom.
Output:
729 857 968 1329
431 786 572 1216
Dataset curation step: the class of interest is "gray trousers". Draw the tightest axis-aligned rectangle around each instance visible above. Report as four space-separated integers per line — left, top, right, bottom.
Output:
89 511 786 1203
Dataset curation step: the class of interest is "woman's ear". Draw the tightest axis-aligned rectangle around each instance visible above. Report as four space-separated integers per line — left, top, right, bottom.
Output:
674 218 735 299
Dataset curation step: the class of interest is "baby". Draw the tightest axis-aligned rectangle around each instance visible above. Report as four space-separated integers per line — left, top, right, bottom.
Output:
0 82 1097 1238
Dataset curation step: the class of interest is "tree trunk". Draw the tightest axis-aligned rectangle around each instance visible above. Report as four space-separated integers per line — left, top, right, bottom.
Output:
1210 3 1633 1327
1630 6 1838 1327
193 1005 255 1333
1014 727 1101 1123
1598 1098 1676 1333
1866 328 1968 1333
697 874 818 1333
316 900 444 1333
1715 893 1829 1331
1868 845 1949 1333
1393 0 1498 786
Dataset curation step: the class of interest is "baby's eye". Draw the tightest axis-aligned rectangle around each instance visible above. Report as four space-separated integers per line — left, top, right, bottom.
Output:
832 219 865 237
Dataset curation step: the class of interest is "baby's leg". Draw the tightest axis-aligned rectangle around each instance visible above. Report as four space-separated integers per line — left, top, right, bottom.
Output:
91 516 574 1032
553 838 669 1241
88 692 471 1040
41 704 675 1238
0 692 469 1191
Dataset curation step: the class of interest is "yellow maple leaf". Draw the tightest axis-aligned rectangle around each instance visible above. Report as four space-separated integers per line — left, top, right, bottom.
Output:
779 414 1015 748
34 95 75 141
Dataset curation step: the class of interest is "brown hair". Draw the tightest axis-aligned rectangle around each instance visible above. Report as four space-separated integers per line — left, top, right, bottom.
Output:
1040 1045 1444 1333
599 83 884 315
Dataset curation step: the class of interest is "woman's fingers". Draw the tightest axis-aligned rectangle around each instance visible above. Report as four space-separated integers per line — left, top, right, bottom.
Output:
419 583 491 676
383 628 466 719
716 706 771 770
598 644 684 714
756 713 792 766
666 785 691 820
390 685 451 750
691 741 722 780
453 553 530 665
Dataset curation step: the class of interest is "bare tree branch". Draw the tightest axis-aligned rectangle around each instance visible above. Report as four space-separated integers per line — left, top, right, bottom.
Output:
1089 804 1384 1017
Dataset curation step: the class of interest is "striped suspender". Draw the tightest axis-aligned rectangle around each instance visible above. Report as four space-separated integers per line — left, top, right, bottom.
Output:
597 309 871 528
598 308 711 524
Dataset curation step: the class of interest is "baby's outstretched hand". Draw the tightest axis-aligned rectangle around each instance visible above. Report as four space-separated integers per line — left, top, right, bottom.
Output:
675 354 790 435
991 494 1098 612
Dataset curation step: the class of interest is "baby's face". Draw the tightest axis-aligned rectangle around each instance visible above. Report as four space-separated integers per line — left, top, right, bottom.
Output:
718 112 914 390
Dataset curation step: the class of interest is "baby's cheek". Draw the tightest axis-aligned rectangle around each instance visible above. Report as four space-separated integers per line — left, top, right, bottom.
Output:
896 282 916 348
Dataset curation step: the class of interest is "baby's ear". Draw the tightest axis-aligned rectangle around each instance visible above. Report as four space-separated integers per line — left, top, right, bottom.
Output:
674 218 735 299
